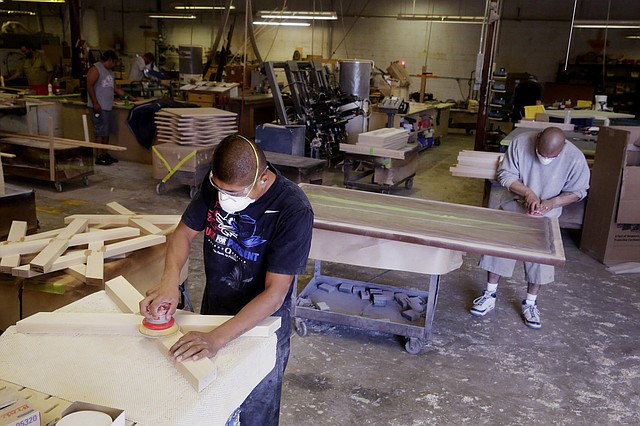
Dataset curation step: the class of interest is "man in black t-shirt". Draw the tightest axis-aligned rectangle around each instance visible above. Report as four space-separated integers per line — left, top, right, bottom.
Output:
141 135 314 425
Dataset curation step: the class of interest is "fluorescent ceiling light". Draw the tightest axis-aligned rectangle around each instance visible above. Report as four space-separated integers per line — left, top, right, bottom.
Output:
257 11 337 20
0 10 37 15
397 14 484 24
12 0 65 3
149 14 196 19
253 21 311 27
573 20 640 29
626 35 640 39
174 5 236 10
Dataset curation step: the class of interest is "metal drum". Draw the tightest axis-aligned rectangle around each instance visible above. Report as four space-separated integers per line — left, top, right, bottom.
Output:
178 45 203 75
339 60 372 99
339 60 373 142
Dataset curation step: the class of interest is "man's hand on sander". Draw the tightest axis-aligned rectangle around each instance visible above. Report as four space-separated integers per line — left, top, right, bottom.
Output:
140 281 180 321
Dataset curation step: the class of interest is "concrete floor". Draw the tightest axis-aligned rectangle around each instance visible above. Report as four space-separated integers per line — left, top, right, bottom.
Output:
10 131 639 425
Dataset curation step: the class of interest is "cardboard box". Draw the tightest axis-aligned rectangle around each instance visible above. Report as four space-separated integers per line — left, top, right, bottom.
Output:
152 143 215 180
0 396 41 426
581 126 640 265
60 401 124 426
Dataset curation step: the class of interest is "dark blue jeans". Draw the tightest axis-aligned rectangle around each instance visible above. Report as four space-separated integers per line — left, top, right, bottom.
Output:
238 336 290 426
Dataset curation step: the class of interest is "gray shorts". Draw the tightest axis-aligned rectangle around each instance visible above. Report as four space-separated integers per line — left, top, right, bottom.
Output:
89 108 116 137
479 255 554 285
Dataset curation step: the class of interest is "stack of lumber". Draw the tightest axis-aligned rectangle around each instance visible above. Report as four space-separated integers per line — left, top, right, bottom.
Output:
357 128 409 149
449 150 504 179
155 107 238 146
0 202 180 284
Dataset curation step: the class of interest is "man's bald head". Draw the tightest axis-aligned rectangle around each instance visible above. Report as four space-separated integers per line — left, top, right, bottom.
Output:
536 127 566 158
211 134 267 186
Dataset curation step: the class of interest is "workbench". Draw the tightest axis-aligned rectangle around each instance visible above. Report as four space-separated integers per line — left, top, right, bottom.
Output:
0 137 93 192
0 291 276 426
295 184 564 353
544 108 635 126
340 143 418 193
227 94 276 138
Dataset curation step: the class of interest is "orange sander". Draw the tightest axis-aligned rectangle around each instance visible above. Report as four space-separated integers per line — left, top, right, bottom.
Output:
139 303 179 337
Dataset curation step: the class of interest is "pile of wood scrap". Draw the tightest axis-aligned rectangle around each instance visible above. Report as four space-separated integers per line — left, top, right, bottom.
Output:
155 107 238 146
0 202 180 285
449 150 504 179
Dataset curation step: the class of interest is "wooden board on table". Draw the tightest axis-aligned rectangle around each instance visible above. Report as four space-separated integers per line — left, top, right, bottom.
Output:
300 184 565 266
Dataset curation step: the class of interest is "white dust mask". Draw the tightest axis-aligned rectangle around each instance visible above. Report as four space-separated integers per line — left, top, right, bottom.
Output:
537 152 556 165
218 192 255 214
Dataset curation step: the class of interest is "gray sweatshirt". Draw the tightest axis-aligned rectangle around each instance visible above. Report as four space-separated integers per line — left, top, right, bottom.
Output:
497 130 590 218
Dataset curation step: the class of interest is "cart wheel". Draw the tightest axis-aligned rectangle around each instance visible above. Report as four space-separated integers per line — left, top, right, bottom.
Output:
405 177 414 189
189 186 198 199
434 137 441 146
82 176 90 186
54 182 63 192
404 337 424 355
156 182 166 195
295 319 308 337
381 188 390 195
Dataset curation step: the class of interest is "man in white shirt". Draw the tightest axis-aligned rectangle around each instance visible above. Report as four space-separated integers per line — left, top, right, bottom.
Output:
128 52 155 81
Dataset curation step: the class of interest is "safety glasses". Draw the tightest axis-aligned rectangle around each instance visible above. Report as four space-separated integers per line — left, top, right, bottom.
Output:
209 167 267 197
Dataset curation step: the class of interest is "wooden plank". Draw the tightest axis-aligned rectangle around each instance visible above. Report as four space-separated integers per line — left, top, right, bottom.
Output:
0 227 140 258
157 331 218 392
300 184 566 266
106 201 135 215
449 166 497 179
0 254 20 273
0 221 28 272
515 121 574 131
64 214 182 226
22 228 63 241
105 275 144 314
48 116 55 182
85 241 104 286
128 217 163 235
16 312 144 335
29 218 88 273
0 131 127 151
103 234 166 259
6 220 28 241
14 249 87 277
174 313 281 337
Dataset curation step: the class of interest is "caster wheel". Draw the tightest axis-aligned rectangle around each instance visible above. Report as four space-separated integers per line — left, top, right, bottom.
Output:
434 137 441 146
54 182 63 192
156 182 166 195
381 188 390 194
82 176 90 186
189 186 199 199
404 337 424 355
405 177 414 189
295 319 308 337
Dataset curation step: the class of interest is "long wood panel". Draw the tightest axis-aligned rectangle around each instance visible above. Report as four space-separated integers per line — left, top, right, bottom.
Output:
300 184 565 266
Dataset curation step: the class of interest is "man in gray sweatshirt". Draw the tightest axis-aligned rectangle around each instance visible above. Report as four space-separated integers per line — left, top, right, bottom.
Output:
470 127 590 329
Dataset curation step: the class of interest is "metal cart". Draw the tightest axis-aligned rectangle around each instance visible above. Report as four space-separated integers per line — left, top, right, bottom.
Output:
296 184 565 355
294 260 439 354
341 144 418 194
152 143 216 199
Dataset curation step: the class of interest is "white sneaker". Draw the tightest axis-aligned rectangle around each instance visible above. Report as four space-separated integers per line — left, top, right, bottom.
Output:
470 290 496 317
522 300 542 329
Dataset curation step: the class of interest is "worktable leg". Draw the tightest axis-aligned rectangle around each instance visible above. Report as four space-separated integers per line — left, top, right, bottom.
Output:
423 274 440 342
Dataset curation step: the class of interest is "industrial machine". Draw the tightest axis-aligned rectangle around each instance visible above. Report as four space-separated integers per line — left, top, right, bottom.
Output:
262 61 364 163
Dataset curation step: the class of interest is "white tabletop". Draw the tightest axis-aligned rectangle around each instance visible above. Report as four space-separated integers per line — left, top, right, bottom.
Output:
0 291 276 426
